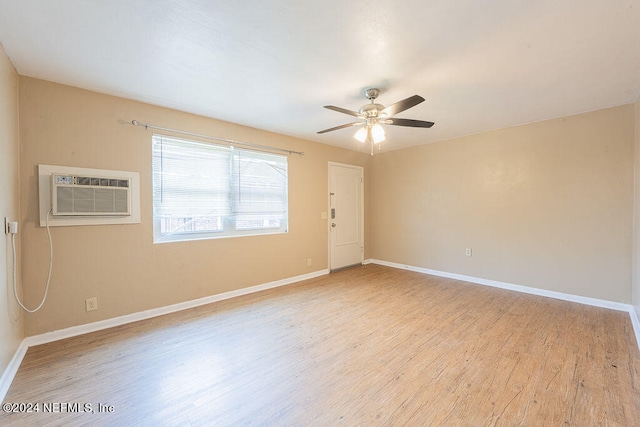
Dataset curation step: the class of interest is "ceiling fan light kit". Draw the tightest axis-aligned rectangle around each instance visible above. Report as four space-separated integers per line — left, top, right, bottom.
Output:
354 127 368 143
318 87 435 155
371 124 385 143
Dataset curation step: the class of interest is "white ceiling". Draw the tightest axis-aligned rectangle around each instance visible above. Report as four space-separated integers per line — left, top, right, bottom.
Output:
1 0 639 154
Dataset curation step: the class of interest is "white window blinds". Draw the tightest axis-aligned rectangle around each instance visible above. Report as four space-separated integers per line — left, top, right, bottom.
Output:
152 135 288 242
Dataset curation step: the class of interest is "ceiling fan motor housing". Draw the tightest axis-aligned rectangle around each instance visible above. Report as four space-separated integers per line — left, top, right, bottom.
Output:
359 103 385 118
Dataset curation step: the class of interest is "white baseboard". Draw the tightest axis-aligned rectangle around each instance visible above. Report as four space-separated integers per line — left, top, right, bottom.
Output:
367 259 640 351
0 340 28 403
1 268 329 402
630 307 640 352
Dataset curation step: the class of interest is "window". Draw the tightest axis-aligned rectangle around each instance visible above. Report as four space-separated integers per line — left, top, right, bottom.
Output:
152 135 288 243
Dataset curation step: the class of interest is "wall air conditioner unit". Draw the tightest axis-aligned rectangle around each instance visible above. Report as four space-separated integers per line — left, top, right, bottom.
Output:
51 174 131 216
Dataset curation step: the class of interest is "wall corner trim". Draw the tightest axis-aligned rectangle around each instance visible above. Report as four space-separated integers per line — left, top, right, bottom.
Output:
0 268 329 402
369 259 640 352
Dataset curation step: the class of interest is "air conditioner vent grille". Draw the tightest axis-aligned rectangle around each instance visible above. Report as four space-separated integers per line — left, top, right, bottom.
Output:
52 174 131 216
73 176 129 187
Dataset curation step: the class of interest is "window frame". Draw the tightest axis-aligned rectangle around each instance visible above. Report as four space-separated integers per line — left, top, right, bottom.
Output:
152 134 289 244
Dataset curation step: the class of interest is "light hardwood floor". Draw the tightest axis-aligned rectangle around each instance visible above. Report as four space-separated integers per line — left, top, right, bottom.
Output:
2 264 639 426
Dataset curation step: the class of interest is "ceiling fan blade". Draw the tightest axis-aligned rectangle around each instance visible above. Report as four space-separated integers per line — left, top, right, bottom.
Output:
387 118 435 128
380 95 425 117
323 105 362 117
317 122 363 134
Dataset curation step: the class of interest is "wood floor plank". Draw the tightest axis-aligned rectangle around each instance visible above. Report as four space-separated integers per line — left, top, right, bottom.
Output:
1 264 639 426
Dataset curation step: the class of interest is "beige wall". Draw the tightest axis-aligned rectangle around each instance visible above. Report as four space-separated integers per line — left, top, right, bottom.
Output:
633 96 640 317
19 77 371 336
371 105 635 303
0 45 23 375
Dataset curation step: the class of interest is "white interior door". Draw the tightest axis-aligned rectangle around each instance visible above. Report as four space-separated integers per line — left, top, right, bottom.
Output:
329 162 364 270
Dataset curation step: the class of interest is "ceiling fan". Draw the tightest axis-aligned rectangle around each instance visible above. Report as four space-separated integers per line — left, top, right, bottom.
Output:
317 88 434 155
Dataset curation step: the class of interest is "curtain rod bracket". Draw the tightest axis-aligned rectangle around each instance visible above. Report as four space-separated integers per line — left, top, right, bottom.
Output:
130 119 304 156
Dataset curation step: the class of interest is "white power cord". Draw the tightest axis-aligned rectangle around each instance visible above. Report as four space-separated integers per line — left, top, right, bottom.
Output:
12 210 53 312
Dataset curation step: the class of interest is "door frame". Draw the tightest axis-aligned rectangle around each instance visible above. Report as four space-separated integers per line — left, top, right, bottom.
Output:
328 161 364 271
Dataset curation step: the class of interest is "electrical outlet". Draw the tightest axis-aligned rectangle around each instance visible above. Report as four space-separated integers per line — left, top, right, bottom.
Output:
465 248 472 257
85 297 98 312
307 258 312 266
4 217 8 234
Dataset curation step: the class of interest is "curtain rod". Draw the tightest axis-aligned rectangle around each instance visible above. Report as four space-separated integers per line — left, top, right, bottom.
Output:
130 120 304 156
